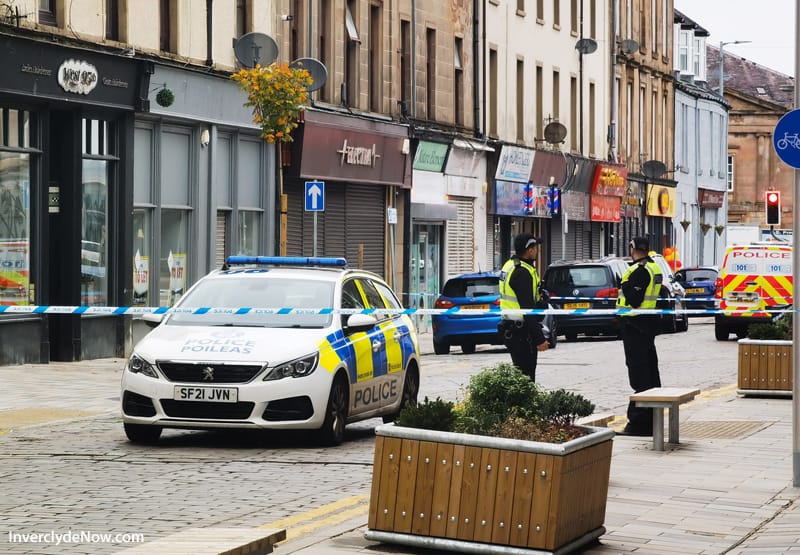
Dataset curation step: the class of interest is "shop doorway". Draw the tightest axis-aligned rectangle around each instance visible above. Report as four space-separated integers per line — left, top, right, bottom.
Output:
410 224 442 333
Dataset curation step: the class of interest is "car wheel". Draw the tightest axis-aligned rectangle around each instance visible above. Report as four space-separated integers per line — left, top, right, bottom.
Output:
124 423 162 444
318 375 348 446
461 343 476 354
382 367 420 423
433 340 450 355
565 332 578 342
714 323 729 341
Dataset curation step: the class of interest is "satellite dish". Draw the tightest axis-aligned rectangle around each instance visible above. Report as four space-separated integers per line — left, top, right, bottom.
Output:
642 160 667 179
234 32 279 68
620 39 639 54
575 38 598 55
544 121 567 144
289 57 329 92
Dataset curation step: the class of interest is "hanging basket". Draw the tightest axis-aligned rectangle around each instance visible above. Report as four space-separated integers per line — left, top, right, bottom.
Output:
715 225 725 236
679 220 691 231
700 223 712 235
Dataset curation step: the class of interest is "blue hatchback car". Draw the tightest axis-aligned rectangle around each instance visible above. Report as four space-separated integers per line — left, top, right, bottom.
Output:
432 271 556 355
674 266 719 315
431 272 504 355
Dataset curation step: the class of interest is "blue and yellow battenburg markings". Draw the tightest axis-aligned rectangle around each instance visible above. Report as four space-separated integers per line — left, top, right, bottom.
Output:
316 316 418 383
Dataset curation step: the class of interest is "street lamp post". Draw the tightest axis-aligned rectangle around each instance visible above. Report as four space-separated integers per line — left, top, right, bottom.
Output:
719 40 752 97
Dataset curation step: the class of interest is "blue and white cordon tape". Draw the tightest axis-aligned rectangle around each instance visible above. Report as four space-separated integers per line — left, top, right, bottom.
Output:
0 305 794 317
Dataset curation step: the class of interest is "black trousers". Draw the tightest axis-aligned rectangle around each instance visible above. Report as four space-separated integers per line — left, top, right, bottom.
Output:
499 321 538 381
619 316 661 431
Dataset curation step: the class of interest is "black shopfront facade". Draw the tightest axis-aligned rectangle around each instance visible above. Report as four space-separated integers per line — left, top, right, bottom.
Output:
0 32 149 364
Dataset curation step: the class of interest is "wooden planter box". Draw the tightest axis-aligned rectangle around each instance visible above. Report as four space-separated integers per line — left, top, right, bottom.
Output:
737 339 793 396
366 424 614 554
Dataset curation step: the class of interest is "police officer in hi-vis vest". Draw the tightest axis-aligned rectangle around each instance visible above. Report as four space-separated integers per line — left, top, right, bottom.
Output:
617 236 663 436
498 233 549 381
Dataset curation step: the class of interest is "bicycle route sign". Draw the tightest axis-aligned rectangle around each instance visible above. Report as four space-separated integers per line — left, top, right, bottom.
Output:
773 109 800 169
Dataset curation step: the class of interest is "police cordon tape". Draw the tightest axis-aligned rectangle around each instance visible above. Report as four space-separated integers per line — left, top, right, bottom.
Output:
0 305 795 317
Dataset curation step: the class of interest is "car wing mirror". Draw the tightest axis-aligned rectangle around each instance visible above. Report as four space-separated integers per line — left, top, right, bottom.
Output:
141 312 164 328
346 313 378 331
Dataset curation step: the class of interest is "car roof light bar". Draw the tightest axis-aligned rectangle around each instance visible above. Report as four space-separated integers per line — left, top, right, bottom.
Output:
225 256 348 267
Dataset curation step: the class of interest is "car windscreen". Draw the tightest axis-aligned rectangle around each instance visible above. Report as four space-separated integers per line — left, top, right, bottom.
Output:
167 277 335 328
678 269 717 282
442 277 499 298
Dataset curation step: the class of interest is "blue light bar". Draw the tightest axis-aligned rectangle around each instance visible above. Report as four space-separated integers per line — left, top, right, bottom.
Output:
226 256 348 267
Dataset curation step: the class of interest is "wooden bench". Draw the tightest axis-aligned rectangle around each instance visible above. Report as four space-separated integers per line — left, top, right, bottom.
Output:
117 527 286 555
629 387 700 451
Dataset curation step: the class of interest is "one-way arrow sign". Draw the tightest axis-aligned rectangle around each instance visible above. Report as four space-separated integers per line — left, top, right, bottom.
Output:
305 180 325 211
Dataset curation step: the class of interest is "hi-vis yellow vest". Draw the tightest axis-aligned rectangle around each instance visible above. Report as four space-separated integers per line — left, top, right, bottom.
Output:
616 260 661 315
499 257 540 321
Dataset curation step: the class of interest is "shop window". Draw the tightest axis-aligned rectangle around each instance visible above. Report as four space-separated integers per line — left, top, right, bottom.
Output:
82 118 116 307
237 210 261 255
159 209 188 307
0 151 31 306
132 209 152 306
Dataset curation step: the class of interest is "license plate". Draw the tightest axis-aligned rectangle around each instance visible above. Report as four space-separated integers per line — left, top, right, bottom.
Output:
564 302 590 309
174 386 238 403
685 288 705 294
467 304 490 310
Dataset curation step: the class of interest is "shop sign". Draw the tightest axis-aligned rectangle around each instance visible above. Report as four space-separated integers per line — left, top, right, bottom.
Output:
562 190 590 221
494 180 550 217
646 184 676 217
622 181 642 219
495 146 535 183
591 163 627 197
57 59 98 95
698 188 724 208
590 195 621 222
413 141 449 172
337 139 381 167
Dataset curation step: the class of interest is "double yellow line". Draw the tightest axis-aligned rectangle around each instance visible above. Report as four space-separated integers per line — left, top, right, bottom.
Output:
259 494 369 542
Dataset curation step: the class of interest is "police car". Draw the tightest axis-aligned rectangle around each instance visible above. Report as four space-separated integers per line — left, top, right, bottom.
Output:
121 256 420 445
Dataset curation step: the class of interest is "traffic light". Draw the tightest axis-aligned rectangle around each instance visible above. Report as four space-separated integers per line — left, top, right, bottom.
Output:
765 191 781 226
523 183 534 215
547 185 561 216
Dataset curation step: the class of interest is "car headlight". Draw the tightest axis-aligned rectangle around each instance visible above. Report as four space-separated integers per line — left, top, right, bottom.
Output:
264 353 319 381
126 354 159 378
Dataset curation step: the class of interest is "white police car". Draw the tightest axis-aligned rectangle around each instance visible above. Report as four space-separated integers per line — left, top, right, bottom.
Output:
121 256 420 445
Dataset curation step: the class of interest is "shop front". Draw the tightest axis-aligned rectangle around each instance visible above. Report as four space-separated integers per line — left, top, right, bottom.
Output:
0 33 148 364
697 188 725 266
491 145 543 267
590 163 627 256
645 182 678 253
284 109 410 288
553 156 601 261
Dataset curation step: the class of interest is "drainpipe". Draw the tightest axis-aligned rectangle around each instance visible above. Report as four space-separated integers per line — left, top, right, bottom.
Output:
609 0 619 161
411 0 416 117
472 0 481 137
205 0 213 67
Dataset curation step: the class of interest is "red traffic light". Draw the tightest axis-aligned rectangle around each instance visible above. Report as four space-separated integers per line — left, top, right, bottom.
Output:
765 191 781 226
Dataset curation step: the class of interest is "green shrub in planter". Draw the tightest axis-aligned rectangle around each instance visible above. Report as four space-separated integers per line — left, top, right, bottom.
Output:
393 362 595 443
747 313 793 340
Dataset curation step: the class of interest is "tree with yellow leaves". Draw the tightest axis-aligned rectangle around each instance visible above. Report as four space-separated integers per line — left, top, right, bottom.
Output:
231 63 313 143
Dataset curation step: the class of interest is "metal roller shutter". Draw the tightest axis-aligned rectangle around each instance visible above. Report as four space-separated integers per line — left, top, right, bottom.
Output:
446 196 475 278
286 181 385 276
215 211 228 267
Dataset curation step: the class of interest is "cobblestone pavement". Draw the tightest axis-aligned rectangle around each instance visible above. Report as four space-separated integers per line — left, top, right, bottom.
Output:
1 320 799 554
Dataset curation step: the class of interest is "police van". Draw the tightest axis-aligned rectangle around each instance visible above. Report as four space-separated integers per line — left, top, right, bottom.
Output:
714 243 793 340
